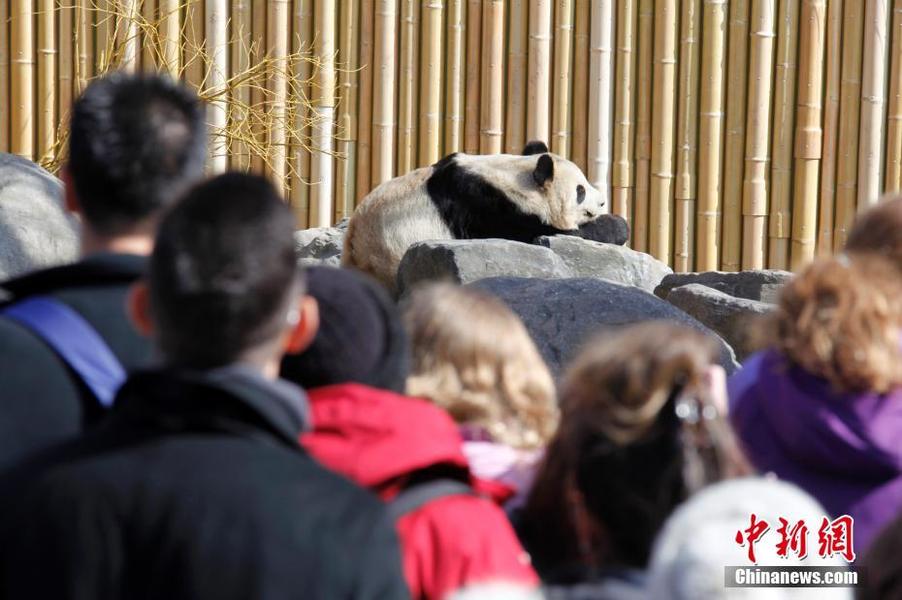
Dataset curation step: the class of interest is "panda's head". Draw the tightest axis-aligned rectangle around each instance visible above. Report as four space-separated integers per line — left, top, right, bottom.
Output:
522 140 605 230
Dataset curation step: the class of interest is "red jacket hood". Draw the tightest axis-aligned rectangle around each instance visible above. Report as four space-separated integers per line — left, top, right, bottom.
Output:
301 383 472 489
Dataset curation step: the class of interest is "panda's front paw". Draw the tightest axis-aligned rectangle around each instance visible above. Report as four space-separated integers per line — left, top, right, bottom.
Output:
577 214 629 246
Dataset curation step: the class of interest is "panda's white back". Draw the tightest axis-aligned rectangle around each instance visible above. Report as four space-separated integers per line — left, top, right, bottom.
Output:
343 165 453 291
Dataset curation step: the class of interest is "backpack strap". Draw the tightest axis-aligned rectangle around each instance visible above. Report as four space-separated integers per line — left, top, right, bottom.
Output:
387 479 476 521
2 296 126 407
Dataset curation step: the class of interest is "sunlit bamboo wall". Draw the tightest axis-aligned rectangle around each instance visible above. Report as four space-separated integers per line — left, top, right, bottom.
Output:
1 1 901 271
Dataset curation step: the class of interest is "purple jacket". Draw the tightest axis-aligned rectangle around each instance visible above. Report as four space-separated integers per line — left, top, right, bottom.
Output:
729 349 902 552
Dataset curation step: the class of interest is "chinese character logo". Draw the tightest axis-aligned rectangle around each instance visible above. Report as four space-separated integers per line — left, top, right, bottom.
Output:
735 514 855 564
817 516 856 563
735 513 770 563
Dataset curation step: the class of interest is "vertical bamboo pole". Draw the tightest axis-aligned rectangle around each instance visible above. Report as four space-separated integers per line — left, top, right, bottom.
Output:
356 0 374 202
528 0 552 143
160 0 181 75
696 0 728 271
120 0 140 73
140 0 155 70
335 0 360 219
95 0 111 72
230 0 251 170
310 0 336 227
289 0 313 225
721 0 750 270
419 1 444 166
790 0 826 270
58 0 73 138
10 0 34 160
206 0 228 173
674 0 700 272
397 0 419 173
588 0 614 211
184 0 205 87
571 0 590 170
817 0 842 254
267 0 290 196
551 0 574 157
885 0 902 192
481 0 505 153
37 0 56 163
741 0 776 270
371 0 397 183
506 0 529 154
445 0 465 154
767 0 799 269
648 0 678 263
633 0 653 251
858 0 890 210
612 0 637 221
464 0 482 153
0 0 8 153
250 0 267 173
78 0 95 90
833 0 864 249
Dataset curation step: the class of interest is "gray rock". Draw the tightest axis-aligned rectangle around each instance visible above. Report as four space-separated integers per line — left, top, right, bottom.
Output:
294 225 344 267
469 277 740 376
0 153 79 280
655 270 793 303
397 239 572 296
665 284 772 361
536 234 672 292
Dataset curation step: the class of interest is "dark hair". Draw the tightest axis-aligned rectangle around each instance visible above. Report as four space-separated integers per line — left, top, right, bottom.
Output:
149 173 301 368
519 322 750 579
68 71 207 235
860 513 902 599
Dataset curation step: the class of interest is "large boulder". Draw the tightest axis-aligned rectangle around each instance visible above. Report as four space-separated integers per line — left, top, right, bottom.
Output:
665 284 772 361
655 270 793 304
397 239 572 295
294 218 348 267
536 234 672 293
469 277 740 377
0 154 78 280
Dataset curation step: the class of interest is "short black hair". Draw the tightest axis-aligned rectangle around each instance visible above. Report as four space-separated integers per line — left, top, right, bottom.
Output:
149 173 301 368
68 71 207 235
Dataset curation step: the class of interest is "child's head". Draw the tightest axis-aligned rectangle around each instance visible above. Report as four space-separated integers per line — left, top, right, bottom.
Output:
521 322 748 574
772 253 902 394
403 283 557 450
846 194 902 267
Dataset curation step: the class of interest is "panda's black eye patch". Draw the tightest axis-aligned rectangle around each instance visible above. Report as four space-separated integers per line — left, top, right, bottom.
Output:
576 185 586 205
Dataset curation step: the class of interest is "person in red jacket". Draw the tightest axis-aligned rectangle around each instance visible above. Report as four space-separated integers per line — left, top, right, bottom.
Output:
281 266 538 600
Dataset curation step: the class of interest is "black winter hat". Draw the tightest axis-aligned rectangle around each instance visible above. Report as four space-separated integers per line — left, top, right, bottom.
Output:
280 266 410 393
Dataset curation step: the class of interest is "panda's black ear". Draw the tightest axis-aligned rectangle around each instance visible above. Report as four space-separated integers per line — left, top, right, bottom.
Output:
533 154 554 187
523 140 549 156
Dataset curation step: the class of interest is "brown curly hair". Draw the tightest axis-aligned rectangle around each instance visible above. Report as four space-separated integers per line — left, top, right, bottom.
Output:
519 322 749 575
846 194 902 265
772 253 902 394
402 283 558 449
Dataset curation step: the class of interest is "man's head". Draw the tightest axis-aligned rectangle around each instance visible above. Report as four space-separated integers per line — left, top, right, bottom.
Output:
66 71 207 238
129 173 318 372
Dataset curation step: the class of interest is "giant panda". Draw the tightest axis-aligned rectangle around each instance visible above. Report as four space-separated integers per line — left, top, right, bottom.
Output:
343 140 621 292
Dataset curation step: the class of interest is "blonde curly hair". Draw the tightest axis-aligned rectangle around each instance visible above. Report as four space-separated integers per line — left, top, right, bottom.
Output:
403 283 558 449
773 253 902 394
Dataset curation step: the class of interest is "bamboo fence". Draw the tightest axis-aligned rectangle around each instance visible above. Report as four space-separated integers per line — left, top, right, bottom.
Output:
2 0 902 271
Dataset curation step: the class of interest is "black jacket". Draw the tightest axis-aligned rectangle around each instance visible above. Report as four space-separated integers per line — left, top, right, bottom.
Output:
0 253 152 471
0 366 410 600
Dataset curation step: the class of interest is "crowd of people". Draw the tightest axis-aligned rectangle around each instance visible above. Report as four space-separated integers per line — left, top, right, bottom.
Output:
1 72 901 599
